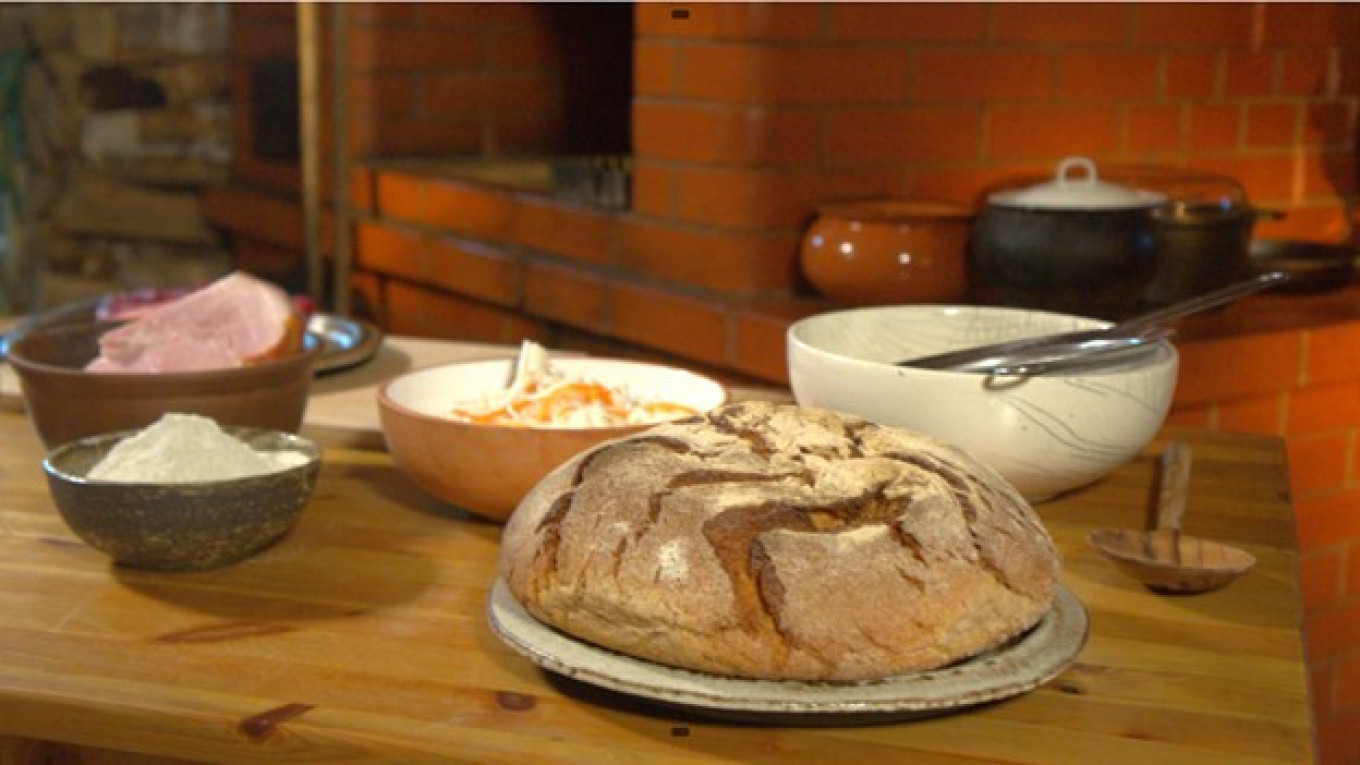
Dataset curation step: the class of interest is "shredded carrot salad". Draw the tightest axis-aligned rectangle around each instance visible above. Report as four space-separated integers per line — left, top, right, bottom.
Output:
447 342 700 428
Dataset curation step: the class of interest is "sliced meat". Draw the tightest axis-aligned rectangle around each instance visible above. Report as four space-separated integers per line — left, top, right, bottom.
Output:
86 272 302 373
95 286 193 321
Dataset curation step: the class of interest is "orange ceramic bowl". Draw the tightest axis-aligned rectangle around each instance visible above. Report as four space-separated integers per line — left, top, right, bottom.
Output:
377 357 728 523
800 199 975 306
7 320 321 449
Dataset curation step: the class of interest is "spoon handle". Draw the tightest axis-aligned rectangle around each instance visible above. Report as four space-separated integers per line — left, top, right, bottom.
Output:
897 272 1287 373
1156 442 1193 532
1122 271 1288 331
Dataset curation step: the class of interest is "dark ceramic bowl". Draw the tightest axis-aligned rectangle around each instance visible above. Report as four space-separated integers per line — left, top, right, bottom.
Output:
43 427 322 572
7 319 321 449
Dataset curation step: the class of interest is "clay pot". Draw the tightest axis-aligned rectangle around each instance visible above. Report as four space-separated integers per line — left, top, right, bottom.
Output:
799 200 974 306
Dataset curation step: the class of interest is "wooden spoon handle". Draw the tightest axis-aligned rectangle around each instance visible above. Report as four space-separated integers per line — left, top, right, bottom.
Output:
1157 442 1193 532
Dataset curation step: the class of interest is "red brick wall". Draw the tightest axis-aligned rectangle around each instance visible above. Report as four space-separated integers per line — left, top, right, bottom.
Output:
343 0 1359 374
630 1 1358 235
1169 304 1360 762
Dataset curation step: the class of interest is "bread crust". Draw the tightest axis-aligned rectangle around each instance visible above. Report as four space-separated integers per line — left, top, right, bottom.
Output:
499 401 1060 683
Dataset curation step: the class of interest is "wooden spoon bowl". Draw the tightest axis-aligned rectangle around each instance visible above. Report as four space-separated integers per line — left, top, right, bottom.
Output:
1087 527 1256 594
1087 442 1257 594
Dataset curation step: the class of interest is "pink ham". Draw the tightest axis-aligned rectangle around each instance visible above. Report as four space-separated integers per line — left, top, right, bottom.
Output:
86 272 302 373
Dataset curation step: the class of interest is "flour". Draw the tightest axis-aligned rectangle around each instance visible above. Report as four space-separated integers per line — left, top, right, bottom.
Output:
656 539 689 581
88 413 309 483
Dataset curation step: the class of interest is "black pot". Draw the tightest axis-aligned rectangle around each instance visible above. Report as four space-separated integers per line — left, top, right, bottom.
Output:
1145 205 1281 306
1104 166 1282 307
971 157 1167 320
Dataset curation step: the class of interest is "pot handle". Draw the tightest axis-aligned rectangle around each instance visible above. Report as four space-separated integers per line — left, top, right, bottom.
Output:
1056 156 1099 186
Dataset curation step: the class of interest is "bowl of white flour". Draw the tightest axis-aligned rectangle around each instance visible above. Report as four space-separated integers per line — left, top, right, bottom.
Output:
42 413 321 571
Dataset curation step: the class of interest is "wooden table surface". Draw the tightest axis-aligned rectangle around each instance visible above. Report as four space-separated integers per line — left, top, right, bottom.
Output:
0 342 1315 764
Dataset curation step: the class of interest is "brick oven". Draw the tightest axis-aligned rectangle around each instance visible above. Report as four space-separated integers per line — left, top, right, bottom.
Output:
206 2 635 295
206 1 1359 379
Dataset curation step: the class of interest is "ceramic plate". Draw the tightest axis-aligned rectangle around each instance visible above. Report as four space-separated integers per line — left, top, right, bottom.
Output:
487 579 1088 723
308 314 383 375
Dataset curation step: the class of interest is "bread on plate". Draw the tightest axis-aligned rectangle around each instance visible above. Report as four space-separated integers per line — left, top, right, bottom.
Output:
498 401 1060 683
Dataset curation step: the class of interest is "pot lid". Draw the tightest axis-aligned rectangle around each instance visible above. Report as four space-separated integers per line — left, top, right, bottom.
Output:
988 157 1167 210
1102 165 1250 219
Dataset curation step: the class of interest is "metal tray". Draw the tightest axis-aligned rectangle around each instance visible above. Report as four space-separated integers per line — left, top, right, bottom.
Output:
308 313 384 375
3 302 384 376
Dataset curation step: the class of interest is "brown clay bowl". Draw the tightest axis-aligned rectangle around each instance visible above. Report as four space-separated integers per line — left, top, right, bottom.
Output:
378 357 728 523
43 427 322 572
7 320 322 449
799 199 974 306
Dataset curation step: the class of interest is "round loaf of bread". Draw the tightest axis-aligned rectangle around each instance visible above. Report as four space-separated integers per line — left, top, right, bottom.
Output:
498 401 1060 683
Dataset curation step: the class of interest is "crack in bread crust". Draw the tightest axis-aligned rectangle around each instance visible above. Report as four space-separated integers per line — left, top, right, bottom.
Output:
499 401 1061 683
527 490 575 599
667 469 798 489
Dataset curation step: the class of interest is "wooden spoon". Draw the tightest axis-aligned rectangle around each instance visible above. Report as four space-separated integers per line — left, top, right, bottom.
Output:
1087 442 1256 594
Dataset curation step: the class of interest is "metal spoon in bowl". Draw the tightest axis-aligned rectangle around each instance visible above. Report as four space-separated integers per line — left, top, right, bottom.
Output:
920 323 1177 377
1086 442 1256 594
898 271 1289 374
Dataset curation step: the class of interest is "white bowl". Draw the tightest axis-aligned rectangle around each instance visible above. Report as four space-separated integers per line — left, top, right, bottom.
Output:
378 357 728 522
787 305 1178 501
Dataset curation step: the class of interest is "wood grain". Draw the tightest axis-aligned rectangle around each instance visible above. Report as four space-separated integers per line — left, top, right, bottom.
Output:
0 404 1313 763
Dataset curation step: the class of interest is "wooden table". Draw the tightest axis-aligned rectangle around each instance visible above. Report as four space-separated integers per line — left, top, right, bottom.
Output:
0 341 1315 764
